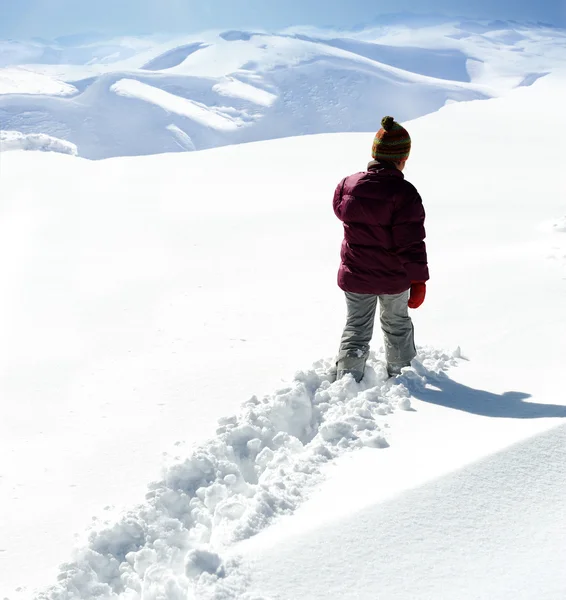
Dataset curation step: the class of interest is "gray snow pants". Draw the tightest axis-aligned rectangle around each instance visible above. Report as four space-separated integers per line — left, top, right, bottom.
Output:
337 291 416 381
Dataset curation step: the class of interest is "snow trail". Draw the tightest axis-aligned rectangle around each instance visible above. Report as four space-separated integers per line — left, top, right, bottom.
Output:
37 348 459 600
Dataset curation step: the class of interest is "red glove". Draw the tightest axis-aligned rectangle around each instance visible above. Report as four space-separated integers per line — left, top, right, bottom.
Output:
408 282 426 309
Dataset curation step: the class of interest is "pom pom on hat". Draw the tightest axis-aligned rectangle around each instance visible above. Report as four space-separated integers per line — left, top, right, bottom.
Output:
381 116 395 131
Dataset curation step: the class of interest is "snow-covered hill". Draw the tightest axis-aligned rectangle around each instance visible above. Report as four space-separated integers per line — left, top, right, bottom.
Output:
1 71 565 599
1 18 565 158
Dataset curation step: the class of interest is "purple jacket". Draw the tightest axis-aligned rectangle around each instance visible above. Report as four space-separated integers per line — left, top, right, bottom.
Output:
333 161 429 295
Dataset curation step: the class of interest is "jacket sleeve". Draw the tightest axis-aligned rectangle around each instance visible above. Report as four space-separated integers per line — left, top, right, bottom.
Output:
333 178 347 220
391 188 429 282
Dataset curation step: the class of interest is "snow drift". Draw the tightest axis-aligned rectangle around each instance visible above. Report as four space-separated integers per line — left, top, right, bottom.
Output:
244 423 566 600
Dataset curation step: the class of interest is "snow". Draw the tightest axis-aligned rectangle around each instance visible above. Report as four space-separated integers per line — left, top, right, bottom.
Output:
0 130 78 154
1 19 565 158
0 67 77 95
243 423 566 600
212 77 276 107
31 350 456 600
166 124 197 151
1 67 566 599
111 79 245 131
141 43 210 71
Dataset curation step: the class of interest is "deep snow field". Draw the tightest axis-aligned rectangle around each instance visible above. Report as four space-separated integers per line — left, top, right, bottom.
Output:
1 17 566 158
1 65 565 598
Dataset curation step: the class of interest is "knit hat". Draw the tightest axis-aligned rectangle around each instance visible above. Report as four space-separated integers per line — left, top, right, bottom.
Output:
371 116 411 162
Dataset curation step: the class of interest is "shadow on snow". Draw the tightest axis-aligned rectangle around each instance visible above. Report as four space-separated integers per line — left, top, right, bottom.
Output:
408 364 566 419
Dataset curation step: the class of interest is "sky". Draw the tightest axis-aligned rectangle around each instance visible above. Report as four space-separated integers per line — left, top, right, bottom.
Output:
0 0 565 39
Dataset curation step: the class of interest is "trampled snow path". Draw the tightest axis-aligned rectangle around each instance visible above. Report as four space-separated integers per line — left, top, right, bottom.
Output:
37 347 459 600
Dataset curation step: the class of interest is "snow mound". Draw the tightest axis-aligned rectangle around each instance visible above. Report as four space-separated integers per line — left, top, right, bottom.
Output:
212 77 277 107
0 130 78 155
111 79 246 131
552 217 566 233
37 348 459 599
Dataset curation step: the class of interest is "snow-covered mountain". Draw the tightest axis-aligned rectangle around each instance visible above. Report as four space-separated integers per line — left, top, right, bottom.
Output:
1 18 565 158
1 71 565 599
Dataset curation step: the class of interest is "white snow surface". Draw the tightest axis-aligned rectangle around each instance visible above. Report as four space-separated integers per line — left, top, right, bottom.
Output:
1 72 566 599
1 18 565 158
211 78 277 107
0 67 77 95
111 79 245 131
243 422 566 600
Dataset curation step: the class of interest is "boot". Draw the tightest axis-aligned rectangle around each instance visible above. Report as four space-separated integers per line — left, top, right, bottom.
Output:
386 361 410 378
336 352 368 383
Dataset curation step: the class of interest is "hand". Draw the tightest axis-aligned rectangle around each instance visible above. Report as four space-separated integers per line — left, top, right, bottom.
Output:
408 282 426 309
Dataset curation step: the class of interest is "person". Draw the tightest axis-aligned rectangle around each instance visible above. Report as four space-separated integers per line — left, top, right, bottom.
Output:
332 116 429 381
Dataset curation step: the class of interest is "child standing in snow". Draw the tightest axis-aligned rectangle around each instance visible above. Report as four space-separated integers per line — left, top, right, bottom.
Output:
333 116 429 381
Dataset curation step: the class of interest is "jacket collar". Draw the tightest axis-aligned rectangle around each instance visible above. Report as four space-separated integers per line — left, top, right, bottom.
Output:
367 160 404 178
